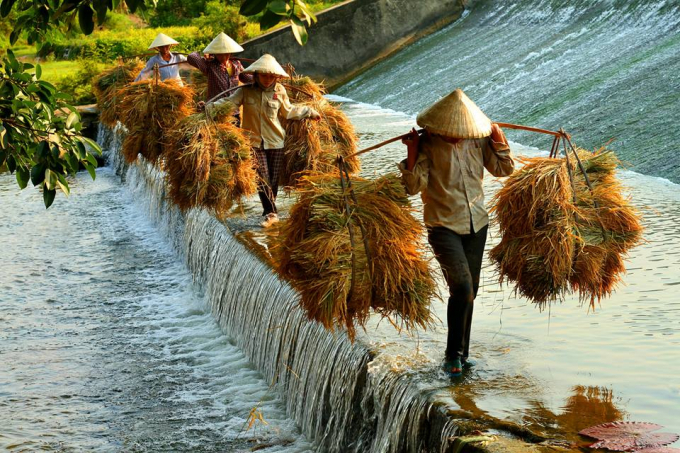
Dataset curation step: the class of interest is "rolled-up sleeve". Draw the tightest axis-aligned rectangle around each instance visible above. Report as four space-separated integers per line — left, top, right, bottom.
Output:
236 61 254 84
134 59 154 82
213 87 244 107
398 153 429 195
482 138 514 177
187 52 207 73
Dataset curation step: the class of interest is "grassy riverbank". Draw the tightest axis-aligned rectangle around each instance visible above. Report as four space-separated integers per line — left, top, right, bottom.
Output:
4 0 345 104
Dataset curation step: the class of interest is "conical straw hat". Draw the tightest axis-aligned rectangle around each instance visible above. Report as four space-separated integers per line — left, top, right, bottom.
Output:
203 32 244 54
148 33 179 50
242 54 289 77
416 89 492 139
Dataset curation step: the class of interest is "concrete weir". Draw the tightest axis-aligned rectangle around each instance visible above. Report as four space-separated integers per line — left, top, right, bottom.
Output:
241 0 469 88
99 123 576 453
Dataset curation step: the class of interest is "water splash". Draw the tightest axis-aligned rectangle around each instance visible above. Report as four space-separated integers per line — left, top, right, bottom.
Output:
105 124 466 452
336 0 680 183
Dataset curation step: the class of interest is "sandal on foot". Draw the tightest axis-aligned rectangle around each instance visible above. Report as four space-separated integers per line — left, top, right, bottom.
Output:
462 358 476 369
442 358 462 378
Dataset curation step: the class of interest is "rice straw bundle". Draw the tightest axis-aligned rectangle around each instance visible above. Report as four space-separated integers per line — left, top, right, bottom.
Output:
189 70 209 102
92 60 145 127
281 78 360 188
490 147 643 307
116 79 195 164
164 101 257 218
270 172 436 340
285 75 325 102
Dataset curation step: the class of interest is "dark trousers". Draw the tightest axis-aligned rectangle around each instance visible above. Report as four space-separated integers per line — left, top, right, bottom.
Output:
428 224 488 361
253 148 284 216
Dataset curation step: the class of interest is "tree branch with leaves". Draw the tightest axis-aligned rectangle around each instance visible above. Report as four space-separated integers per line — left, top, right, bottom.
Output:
2 0 318 48
1 50 101 207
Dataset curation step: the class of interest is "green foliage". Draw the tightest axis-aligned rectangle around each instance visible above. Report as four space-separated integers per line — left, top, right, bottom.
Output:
190 2 252 42
240 0 317 45
0 9 16 49
2 0 320 48
148 0 211 26
41 26 216 62
55 60 106 105
102 11 137 31
0 50 101 207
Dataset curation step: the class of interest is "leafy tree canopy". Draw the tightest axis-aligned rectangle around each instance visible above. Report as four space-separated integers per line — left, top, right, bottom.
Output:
1 0 318 47
0 50 101 207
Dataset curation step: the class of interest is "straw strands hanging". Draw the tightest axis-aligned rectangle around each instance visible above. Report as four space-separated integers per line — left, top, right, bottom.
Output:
281 77 360 188
489 146 643 306
116 78 195 164
270 171 436 340
164 101 258 219
92 59 145 127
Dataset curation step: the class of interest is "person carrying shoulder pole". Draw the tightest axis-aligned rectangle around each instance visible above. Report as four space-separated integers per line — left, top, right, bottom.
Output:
398 89 515 378
204 54 320 227
186 32 254 102
135 33 188 83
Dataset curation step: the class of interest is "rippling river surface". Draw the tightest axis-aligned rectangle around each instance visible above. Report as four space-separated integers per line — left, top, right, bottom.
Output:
333 0 680 442
0 170 313 452
331 98 680 443
2 0 680 450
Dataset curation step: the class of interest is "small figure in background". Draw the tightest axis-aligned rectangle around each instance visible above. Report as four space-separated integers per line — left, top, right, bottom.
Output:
208 54 320 227
187 32 253 102
399 89 515 378
135 33 187 83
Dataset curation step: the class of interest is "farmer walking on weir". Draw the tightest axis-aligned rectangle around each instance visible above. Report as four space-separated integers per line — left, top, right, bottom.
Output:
186 32 253 102
207 54 320 227
135 33 188 83
399 89 514 378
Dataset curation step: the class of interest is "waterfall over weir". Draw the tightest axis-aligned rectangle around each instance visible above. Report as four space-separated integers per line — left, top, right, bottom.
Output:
98 125 462 453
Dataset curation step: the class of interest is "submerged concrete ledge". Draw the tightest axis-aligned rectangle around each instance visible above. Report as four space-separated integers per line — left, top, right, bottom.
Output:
98 124 578 452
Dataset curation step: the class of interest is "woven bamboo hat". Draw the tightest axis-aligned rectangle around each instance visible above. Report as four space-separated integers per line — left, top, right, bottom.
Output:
203 32 244 54
148 33 179 50
242 54 289 77
416 89 492 139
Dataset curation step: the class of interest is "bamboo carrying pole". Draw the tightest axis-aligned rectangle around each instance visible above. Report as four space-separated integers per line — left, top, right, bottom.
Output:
347 122 561 159
140 56 257 74
342 121 602 206
206 83 254 104
345 129 425 159
203 82 313 105
494 122 561 137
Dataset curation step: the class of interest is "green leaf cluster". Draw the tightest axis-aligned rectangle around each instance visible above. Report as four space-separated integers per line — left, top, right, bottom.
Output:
2 0 321 49
240 0 317 45
39 26 216 62
0 50 102 207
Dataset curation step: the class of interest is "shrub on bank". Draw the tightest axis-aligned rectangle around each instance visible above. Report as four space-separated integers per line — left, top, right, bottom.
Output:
56 60 107 105
39 27 217 62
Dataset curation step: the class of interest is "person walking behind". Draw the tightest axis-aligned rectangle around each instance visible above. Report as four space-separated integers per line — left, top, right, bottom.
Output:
135 33 187 83
207 54 320 227
399 89 515 378
186 32 253 102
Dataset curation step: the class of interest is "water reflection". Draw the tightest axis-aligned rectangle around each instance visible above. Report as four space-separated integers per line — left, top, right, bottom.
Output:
449 383 625 443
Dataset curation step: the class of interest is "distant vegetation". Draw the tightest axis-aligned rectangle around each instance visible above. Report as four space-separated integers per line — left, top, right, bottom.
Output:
1 0 343 103
0 0 344 206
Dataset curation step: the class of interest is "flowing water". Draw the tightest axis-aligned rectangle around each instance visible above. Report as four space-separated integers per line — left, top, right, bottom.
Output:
0 166 313 451
337 0 680 184
331 0 680 442
330 99 680 444
3 0 680 451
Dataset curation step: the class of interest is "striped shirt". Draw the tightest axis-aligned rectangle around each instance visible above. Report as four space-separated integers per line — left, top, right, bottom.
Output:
187 52 254 101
